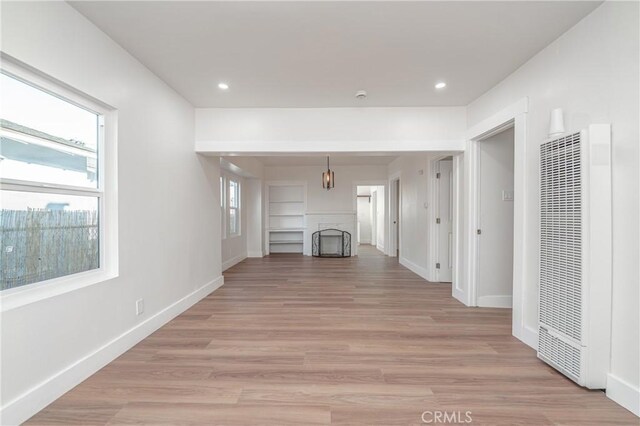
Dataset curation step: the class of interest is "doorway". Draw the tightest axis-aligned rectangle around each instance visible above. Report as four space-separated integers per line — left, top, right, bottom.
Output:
476 127 515 308
356 185 385 254
436 157 453 282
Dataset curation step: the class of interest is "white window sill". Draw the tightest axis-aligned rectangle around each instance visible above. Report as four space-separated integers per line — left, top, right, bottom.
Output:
0 268 118 312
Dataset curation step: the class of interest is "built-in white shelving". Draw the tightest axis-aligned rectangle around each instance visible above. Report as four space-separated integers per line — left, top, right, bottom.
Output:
266 182 306 254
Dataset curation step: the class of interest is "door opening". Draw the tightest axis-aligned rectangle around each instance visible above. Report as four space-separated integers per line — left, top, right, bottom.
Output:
477 127 515 308
356 185 385 255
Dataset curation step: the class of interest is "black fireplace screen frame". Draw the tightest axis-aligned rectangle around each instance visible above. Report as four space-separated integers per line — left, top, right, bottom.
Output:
312 229 352 258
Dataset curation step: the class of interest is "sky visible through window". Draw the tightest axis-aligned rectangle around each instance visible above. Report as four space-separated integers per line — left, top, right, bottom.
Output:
0 73 98 149
0 72 99 209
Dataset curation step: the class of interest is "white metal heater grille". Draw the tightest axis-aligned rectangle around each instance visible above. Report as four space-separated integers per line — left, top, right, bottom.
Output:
538 326 582 381
539 132 582 342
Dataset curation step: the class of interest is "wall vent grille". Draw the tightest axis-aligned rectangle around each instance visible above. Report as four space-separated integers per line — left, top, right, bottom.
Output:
537 124 612 389
538 326 582 381
539 131 583 343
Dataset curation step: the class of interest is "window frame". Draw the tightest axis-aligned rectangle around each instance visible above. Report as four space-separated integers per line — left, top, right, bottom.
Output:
228 178 241 237
0 56 119 312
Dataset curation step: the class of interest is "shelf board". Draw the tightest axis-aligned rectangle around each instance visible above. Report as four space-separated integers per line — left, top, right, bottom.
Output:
269 200 304 204
268 228 305 232
269 241 303 244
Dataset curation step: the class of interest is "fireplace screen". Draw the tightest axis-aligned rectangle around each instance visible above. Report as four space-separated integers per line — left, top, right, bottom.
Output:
312 229 351 258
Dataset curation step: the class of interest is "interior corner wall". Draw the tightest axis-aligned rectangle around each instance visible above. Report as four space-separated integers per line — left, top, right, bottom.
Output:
466 1 640 411
0 2 222 424
221 170 248 270
245 178 264 257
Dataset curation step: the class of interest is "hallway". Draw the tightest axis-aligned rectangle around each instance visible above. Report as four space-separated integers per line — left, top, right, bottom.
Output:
28 250 635 425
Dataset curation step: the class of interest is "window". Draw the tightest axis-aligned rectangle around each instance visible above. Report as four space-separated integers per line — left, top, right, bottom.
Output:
219 173 240 239
228 179 240 236
0 67 111 293
220 175 226 239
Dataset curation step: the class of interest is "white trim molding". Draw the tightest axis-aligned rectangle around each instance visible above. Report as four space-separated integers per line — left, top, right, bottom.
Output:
196 139 466 155
477 295 513 309
0 276 224 426
399 257 431 283
247 251 264 258
606 374 640 417
222 253 247 271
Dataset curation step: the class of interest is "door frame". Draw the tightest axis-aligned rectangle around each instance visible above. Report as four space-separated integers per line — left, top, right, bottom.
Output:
429 155 452 282
465 97 536 349
428 155 464 296
388 172 401 257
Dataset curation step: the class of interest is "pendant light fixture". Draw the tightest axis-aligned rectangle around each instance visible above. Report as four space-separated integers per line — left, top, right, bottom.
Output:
322 156 334 190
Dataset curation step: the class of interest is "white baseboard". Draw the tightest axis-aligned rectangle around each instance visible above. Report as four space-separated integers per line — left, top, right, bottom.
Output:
376 243 384 252
358 239 371 244
399 257 430 282
607 373 640 416
247 251 263 258
0 276 224 426
477 295 513 308
452 287 467 306
222 253 247 271
514 325 539 350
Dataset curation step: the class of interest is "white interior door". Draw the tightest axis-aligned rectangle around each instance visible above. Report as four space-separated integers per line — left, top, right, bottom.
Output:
437 160 453 282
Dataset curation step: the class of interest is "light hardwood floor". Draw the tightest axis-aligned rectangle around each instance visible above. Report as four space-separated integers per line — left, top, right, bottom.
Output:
27 246 637 425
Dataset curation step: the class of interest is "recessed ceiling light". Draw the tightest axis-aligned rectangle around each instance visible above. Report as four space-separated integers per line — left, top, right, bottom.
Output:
218 82 229 90
435 82 447 89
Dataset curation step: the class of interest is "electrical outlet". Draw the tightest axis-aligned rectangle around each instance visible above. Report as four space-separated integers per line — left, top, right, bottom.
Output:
502 190 514 201
136 299 144 316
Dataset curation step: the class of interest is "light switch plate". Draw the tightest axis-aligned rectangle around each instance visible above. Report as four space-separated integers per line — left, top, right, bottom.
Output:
136 299 144 316
502 190 514 201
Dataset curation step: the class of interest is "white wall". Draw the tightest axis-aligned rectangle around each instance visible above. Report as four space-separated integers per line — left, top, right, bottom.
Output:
466 1 639 414
477 128 514 307
221 170 248 270
357 198 372 243
195 107 467 154
265 165 388 212
388 154 436 280
0 3 222 424
373 186 385 250
245 178 264 257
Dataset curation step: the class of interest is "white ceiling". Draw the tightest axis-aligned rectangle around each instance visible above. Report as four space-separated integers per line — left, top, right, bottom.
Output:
71 1 600 108
250 155 398 167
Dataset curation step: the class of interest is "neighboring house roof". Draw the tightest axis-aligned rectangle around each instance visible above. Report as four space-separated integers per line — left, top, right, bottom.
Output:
0 119 97 176
0 119 96 153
